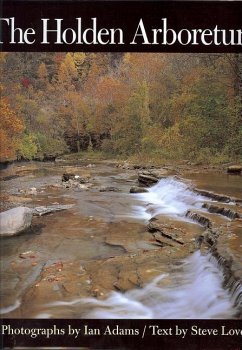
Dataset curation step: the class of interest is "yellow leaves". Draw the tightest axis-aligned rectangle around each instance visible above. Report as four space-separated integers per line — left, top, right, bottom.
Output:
57 53 78 88
0 96 24 161
37 62 48 80
73 52 86 66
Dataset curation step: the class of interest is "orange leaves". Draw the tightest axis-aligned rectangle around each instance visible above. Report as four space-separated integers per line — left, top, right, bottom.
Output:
95 76 127 106
121 53 166 86
0 97 23 133
0 96 24 161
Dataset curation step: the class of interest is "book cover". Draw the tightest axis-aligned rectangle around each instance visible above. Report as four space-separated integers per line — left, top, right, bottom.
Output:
0 1 241 349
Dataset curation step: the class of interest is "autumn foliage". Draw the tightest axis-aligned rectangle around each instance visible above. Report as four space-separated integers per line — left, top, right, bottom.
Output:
0 94 24 161
0 52 241 163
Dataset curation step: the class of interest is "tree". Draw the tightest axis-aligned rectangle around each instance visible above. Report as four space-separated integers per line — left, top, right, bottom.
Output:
0 93 24 161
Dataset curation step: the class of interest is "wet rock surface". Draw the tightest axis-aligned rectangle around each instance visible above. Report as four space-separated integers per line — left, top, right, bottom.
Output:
32 204 74 216
129 186 149 194
0 161 241 318
202 202 242 220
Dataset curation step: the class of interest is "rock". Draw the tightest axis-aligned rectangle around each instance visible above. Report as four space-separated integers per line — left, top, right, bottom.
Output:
133 165 147 170
19 187 38 195
186 210 211 228
193 188 240 203
130 186 149 194
78 184 90 190
227 165 242 175
48 183 63 189
63 179 79 189
202 203 241 220
2 174 20 181
147 220 185 245
28 187 37 195
32 204 74 216
0 206 33 236
19 250 37 259
138 173 159 187
99 186 121 192
55 157 66 163
62 173 76 182
62 173 89 185
116 162 132 170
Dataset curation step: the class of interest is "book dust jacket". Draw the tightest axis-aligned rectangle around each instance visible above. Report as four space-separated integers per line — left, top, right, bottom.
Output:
0 0 242 349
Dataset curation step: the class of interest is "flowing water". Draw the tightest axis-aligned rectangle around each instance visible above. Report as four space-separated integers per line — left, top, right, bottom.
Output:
39 251 237 319
133 177 207 220
0 163 241 319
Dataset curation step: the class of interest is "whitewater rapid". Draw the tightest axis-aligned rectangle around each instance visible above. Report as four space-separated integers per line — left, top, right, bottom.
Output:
35 177 238 319
40 251 236 319
132 177 207 220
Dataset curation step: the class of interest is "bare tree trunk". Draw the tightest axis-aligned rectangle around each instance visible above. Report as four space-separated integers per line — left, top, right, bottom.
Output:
76 140 80 153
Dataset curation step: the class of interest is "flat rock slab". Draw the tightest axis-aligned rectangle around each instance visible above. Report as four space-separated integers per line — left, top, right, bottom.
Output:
0 206 33 236
32 204 74 216
148 215 204 246
194 188 242 204
186 209 229 230
202 202 242 220
99 187 121 192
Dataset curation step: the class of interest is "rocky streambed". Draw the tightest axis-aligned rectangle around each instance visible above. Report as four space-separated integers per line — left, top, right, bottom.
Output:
0 160 241 319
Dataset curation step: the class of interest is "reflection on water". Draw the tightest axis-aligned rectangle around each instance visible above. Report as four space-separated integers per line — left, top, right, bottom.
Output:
39 251 236 319
185 172 242 199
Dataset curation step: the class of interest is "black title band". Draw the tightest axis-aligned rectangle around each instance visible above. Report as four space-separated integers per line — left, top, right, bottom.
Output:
1 1 242 52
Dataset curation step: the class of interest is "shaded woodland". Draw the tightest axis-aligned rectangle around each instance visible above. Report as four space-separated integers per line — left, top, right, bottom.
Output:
0 52 241 164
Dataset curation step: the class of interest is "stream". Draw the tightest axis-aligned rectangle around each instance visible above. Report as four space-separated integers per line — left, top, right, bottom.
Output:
0 162 241 319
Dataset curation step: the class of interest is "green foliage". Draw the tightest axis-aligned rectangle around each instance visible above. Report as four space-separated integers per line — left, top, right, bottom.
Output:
18 133 38 160
35 133 68 159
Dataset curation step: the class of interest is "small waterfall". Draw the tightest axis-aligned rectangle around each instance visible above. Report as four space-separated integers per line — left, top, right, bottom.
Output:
209 253 242 315
132 178 207 220
40 251 237 319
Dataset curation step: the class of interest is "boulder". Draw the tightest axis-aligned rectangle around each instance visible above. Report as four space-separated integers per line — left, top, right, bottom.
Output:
227 165 242 175
62 173 76 182
138 173 159 187
0 207 33 236
129 186 149 194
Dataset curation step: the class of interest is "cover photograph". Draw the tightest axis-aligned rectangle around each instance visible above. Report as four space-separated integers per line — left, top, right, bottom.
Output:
0 1 242 349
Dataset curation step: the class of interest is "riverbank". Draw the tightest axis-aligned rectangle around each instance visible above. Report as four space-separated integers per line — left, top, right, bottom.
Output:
0 158 241 318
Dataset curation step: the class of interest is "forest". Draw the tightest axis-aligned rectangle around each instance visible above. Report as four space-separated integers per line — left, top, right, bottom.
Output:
0 52 241 164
